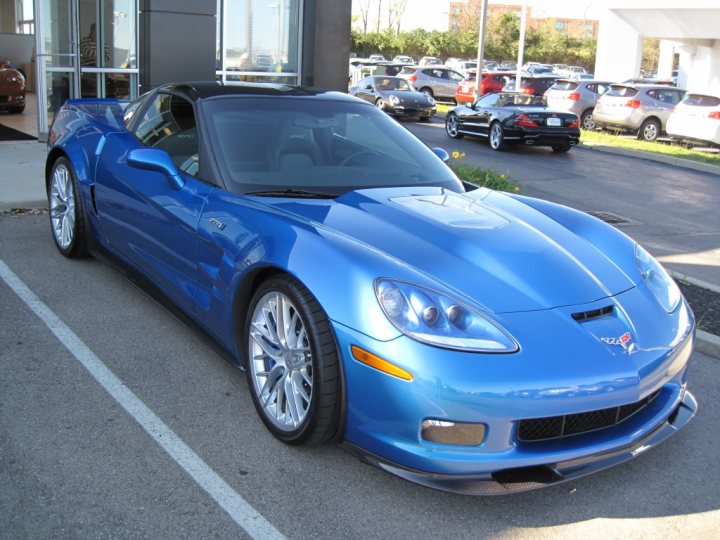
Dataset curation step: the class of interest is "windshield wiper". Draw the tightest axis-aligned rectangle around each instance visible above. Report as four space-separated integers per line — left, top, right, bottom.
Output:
245 188 338 199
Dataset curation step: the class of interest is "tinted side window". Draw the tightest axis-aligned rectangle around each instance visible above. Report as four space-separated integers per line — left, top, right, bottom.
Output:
133 93 200 177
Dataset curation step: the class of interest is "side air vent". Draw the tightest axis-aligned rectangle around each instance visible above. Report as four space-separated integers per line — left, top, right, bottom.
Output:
571 305 614 322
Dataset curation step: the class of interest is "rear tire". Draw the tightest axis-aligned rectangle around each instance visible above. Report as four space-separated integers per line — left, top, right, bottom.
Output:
488 122 506 151
580 109 595 130
245 276 342 446
638 118 660 142
48 157 89 258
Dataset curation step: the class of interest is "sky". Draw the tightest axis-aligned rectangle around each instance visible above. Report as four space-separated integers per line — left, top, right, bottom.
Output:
351 0 606 32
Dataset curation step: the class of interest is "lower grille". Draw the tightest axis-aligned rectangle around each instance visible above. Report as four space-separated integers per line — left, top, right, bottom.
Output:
518 389 662 442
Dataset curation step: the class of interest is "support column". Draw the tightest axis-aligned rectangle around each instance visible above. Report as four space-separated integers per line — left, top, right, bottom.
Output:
657 40 676 79
594 9 643 82
301 0 351 91
139 0 216 92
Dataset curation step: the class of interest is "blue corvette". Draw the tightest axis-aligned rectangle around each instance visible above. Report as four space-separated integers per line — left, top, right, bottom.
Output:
46 82 697 495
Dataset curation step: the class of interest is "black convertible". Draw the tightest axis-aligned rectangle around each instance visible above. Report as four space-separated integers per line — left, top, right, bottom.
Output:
350 75 436 121
445 92 580 152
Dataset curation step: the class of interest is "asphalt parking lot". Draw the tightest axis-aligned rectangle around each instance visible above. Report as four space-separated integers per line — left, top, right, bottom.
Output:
1 138 719 537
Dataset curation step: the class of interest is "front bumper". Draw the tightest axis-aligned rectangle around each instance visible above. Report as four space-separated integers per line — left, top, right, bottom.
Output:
333 286 696 493
388 105 436 118
344 388 697 495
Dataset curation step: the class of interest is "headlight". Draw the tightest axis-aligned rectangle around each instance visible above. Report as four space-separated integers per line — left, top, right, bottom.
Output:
388 94 400 105
635 244 681 313
375 279 518 353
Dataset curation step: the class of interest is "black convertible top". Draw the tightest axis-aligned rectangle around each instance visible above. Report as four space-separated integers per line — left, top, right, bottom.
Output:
162 81 356 104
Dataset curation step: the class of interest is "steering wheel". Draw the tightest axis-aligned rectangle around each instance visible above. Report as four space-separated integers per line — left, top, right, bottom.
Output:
339 150 379 166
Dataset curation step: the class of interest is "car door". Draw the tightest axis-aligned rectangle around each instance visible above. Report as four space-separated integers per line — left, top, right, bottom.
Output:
93 91 213 313
458 93 500 136
354 77 376 104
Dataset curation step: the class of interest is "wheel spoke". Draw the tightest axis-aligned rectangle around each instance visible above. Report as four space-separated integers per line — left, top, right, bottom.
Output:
250 328 282 360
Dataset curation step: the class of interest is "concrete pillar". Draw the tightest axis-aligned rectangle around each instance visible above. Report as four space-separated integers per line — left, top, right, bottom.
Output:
139 0 216 92
301 0 352 91
594 8 643 82
657 40 676 79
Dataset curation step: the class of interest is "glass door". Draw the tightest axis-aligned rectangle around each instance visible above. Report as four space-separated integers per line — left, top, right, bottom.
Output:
34 0 80 141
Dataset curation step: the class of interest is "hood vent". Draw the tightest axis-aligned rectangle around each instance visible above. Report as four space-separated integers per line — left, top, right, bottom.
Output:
572 305 614 322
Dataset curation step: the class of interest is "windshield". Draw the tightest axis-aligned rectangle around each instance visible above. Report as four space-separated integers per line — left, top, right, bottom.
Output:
202 96 462 196
374 77 412 91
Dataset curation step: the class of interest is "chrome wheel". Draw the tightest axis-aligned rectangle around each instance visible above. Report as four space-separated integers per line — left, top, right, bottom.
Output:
581 111 595 130
640 120 659 141
489 122 504 150
248 291 313 432
446 113 460 138
49 163 76 250
376 99 385 111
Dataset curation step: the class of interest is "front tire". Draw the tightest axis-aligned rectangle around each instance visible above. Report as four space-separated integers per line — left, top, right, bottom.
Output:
48 157 89 258
419 87 434 99
245 276 341 446
445 113 463 138
488 122 506 151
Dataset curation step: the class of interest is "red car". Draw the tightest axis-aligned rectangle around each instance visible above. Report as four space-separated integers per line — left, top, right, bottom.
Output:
455 71 516 104
0 57 26 113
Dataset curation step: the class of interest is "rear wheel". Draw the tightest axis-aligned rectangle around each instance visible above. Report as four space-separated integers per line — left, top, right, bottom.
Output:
245 276 341 446
580 109 595 130
488 122 506 151
445 113 463 138
48 157 89 258
638 118 660 142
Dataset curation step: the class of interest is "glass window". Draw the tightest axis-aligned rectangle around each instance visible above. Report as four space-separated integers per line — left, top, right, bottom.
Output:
222 0 300 75
103 0 137 68
134 94 199 176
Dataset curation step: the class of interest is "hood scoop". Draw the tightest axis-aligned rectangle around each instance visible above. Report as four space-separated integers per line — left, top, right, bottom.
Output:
390 192 509 230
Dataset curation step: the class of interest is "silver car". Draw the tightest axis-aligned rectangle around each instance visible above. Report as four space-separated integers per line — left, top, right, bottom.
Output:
398 66 465 101
545 79 612 130
593 84 686 141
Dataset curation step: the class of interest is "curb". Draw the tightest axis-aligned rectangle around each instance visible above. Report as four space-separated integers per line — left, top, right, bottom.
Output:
696 330 720 359
668 271 720 359
578 142 720 177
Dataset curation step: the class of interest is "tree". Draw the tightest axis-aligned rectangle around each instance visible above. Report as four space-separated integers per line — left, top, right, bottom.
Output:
358 0 371 34
387 0 408 34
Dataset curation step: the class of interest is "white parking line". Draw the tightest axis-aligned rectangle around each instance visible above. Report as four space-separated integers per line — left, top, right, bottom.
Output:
0 258 285 540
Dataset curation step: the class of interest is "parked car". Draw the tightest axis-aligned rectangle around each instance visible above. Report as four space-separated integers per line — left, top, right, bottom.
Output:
418 56 442 66
455 71 516 104
445 91 581 152
367 54 386 63
622 78 675 87
0 61 26 113
349 75 436 121
503 75 560 96
545 79 613 130
526 64 555 76
392 55 415 65
593 84 686 141
666 92 720 148
47 80 697 495
398 66 465 101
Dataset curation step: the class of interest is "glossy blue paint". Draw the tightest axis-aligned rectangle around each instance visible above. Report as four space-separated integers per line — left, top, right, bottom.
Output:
46 86 697 494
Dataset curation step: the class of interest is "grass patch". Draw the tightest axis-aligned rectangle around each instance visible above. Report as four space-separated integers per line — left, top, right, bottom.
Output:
581 130 720 166
448 156 520 193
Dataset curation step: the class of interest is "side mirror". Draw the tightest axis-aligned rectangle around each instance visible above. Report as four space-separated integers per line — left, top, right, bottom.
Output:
365 84 373 90
127 147 185 190
431 147 449 163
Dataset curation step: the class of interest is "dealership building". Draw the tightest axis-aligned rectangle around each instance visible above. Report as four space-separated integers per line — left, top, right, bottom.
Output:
0 0 351 141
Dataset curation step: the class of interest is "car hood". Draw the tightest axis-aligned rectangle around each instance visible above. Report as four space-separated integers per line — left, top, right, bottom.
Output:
264 187 636 314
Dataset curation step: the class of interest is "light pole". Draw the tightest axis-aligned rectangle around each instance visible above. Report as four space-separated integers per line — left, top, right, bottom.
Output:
474 0 489 98
515 2 527 92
